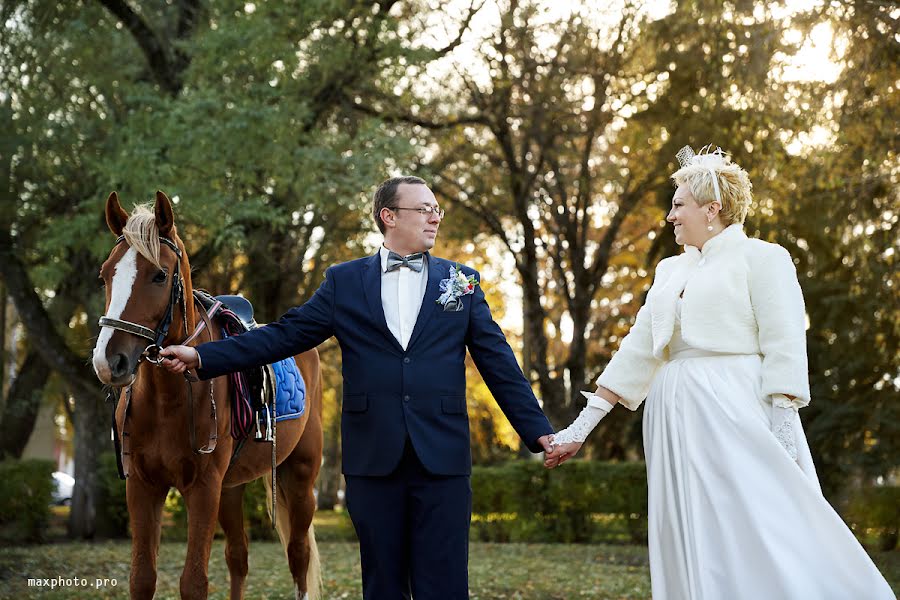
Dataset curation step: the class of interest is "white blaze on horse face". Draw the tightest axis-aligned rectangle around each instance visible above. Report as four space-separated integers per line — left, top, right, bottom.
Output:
295 587 308 600
92 247 139 380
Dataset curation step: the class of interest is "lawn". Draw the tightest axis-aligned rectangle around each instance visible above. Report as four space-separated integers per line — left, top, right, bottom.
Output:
0 540 655 599
0 511 896 599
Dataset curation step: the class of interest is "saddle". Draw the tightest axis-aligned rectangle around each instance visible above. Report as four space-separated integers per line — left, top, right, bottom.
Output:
213 294 257 330
193 290 277 441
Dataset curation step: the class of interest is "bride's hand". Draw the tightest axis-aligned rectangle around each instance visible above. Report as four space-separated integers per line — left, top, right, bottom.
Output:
544 440 583 468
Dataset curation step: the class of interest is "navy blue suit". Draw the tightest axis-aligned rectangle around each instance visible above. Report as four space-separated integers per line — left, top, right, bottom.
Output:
197 252 553 598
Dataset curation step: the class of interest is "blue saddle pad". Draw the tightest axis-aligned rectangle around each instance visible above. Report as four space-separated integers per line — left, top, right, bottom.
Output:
271 356 306 422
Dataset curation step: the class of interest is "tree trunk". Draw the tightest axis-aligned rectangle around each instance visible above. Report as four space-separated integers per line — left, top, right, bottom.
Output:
565 295 592 417
0 283 6 398
68 387 108 539
0 348 48 459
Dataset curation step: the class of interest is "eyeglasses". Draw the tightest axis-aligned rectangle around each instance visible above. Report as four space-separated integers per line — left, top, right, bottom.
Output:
388 205 445 219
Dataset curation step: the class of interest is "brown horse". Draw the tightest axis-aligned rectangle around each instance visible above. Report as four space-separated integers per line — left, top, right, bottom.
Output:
92 191 323 600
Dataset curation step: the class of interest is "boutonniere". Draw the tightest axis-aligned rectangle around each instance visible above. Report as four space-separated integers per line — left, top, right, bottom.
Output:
436 264 479 312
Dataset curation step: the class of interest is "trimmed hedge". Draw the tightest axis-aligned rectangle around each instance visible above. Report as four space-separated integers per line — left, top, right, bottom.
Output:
131 460 649 544
471 460 648 544
472 461 899 549
96 452 129 538
89 455 898 551
845 485 900 551
0 458 55 543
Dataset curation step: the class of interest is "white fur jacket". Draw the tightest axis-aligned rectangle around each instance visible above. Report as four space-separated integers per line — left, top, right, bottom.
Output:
597 224 810 411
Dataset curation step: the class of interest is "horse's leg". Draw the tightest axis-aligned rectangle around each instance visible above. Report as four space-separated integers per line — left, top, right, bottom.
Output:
218 484 249 600
272 456 320 600
180 484 222 600
127 477 168 600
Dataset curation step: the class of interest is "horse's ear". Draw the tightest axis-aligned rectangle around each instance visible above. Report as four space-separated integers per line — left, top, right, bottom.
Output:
154 190 175 238
106 191 128 236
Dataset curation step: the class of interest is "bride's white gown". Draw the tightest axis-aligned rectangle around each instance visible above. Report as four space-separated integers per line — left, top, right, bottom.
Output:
643 298 894 599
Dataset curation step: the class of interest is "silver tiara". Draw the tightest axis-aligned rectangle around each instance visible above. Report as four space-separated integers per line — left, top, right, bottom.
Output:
676 144 728 206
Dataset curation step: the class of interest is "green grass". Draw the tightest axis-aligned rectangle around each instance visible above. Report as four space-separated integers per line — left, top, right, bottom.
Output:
0 540 652 599
0 510 896 599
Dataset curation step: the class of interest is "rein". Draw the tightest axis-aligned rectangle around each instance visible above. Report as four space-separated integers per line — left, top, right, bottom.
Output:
186 300 219 456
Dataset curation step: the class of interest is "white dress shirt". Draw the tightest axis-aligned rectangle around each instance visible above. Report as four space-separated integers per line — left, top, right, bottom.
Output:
379 246 429 350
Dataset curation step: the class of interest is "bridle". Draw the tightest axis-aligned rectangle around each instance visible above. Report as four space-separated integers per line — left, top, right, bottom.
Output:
100 234 218 464
98 235 187 366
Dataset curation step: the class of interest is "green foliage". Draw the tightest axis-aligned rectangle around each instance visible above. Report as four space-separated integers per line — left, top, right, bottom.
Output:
162 478 279 542
845 487 900 552
94 453 129 539
0 0 438 538
242 479 278 542
161 488 188 542
408 0 897 491
310 507 358 542
768 2 900 496
472 461 648 544
2 0 425 314
413 0 831 459
0 459 55 543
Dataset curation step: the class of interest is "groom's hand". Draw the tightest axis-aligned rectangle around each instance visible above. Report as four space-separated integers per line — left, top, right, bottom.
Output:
159 345 200 374
537 435 554 454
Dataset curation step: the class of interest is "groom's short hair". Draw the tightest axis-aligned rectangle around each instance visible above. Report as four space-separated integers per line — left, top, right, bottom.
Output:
373 176 427 233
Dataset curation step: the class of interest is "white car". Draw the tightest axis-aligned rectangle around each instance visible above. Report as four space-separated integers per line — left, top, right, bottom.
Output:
52 471 74 506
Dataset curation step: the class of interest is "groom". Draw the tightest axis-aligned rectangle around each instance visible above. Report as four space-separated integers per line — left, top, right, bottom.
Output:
160 176 554 599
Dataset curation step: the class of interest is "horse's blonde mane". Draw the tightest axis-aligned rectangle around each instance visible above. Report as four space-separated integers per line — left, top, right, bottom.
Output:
122 204 164 269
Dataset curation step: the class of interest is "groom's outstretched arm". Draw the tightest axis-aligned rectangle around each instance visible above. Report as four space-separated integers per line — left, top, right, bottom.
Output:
166 267 337 380
464 271 553 453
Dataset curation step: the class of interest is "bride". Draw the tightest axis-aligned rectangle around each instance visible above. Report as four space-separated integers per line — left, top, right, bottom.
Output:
545 146 895 599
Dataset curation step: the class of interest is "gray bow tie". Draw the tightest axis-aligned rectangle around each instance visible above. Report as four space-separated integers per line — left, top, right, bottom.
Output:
386 251 424 272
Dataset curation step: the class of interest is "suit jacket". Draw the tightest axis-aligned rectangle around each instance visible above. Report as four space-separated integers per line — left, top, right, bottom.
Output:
597 224 810 411
197 252 553 476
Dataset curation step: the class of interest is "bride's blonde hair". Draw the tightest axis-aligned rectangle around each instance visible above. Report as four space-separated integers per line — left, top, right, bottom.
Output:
671 152 753 225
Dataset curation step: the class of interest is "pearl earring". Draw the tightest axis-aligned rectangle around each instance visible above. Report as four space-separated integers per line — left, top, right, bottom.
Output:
707 224 714 232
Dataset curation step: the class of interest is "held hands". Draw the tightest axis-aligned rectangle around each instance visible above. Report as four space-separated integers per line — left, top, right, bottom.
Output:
158 345 200 374
534 435 562 468
544 440 583 468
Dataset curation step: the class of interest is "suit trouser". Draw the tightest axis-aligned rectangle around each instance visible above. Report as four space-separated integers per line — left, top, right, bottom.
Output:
344 440 472 599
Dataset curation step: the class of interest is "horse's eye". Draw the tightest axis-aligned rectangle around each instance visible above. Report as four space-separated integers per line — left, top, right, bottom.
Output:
99 276 106 288
152 270 168 284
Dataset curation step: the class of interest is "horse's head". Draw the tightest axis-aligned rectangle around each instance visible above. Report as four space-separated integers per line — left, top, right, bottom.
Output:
92 191 194 386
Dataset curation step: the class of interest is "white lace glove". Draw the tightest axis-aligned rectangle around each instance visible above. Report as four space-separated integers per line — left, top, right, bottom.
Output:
771 394 798 461
551 391 616 445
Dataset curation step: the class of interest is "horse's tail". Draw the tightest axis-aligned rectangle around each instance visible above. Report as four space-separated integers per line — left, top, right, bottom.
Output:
265 474 322 600
305 523 322 600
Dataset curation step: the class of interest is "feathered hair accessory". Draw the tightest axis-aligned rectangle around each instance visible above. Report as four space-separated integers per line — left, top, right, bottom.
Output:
675 144 728 207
